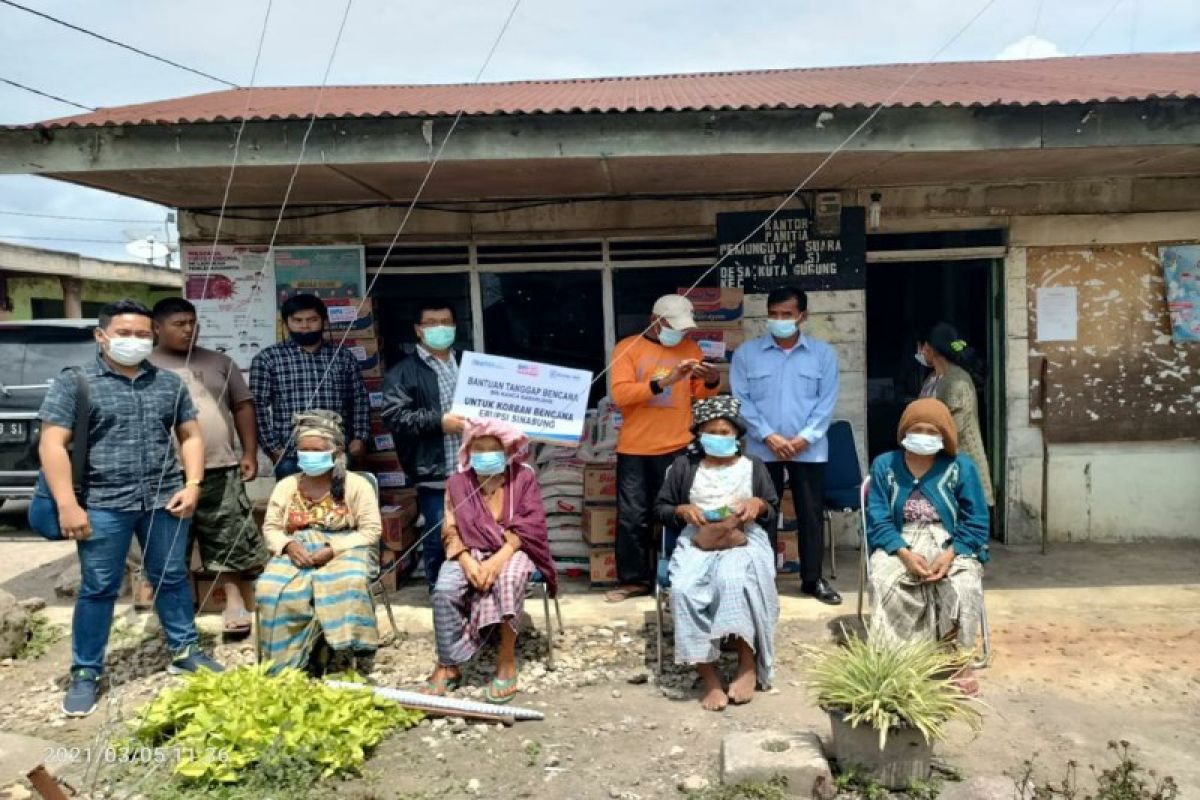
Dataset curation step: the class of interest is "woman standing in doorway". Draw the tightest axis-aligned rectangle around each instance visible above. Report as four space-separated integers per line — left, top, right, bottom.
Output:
916 323 994 508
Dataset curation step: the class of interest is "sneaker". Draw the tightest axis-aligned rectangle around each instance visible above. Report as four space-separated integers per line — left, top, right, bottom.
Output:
62 668 100 717
168 644 225 675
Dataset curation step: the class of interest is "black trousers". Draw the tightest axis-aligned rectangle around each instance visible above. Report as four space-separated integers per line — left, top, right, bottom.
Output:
615 451 680 587
766 461 826 583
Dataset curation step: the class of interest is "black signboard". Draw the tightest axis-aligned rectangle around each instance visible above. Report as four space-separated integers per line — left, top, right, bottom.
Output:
716 207 866 292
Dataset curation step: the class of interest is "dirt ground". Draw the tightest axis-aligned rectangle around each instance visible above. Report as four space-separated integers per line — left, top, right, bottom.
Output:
1 505 1197 799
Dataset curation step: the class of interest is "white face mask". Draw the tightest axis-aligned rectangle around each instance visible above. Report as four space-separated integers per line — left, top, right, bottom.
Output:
901 433 944 456
914 351 930 368
105 336 154 367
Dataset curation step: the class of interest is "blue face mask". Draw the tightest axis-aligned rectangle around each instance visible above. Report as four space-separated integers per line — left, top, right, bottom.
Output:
658 327 686 347
767 318 799 340
699 433 739 458
296 450 335 476
421 325 456 351
471 451 507 476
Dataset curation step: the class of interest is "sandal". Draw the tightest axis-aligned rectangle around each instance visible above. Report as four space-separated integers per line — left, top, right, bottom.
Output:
222 609 253 638
419 674 462 696
604 585 651 603
485 676 519 705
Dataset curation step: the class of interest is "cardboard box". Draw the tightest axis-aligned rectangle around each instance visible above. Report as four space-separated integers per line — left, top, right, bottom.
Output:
583 504 618 545
376 470 408 488
780 488 797 530
370 412 390 440
364 450 403 473
345 338 383 378
679 287 743 322
368 391 384 410
381 511 418 552
325 297 377 337
588 546 618 587
372 433 396 452
584 465 617 503
378 549 415 592
685 323 745 360
363 377 383 394
775 530 800 574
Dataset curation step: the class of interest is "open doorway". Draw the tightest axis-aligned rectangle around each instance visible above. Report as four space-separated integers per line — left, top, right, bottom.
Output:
865 257 1004 534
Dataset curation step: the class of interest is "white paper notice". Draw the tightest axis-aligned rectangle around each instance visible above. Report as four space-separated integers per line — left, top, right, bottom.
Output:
1036 286 1078 342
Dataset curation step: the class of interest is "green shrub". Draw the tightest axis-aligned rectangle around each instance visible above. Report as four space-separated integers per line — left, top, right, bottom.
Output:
16 613 66 660
810 636 984 749
127 664 422 785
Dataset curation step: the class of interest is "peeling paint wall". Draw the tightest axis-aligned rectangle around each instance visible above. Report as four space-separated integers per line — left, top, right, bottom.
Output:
1006 212 1200 544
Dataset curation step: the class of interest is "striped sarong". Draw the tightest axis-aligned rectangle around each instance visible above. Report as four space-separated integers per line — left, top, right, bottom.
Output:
432 549 534 666
869 521 983 650
255 527 379 671
669 524 779 688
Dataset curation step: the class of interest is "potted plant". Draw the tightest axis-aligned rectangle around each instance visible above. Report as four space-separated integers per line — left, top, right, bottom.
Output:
810 635 984 789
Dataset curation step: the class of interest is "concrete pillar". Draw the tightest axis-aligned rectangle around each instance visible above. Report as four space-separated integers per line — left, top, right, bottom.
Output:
60 277 83 319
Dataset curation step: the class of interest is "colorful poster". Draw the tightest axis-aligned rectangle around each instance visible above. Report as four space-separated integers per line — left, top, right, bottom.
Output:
450 352 593 446
272 245 366 303
182 244 277 370
1159 245 1200 343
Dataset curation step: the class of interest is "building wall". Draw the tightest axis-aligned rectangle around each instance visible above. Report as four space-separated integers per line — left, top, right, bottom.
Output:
180 176 1200 543
3 275 175 320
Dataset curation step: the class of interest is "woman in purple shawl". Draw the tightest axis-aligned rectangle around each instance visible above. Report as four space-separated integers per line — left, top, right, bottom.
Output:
422 418 556 704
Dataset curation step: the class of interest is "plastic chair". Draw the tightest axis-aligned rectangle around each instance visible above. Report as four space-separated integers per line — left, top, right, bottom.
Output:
822 420 865 580
527 570 564 670
857 475 991 669
255 471 400 663
653 526 681 675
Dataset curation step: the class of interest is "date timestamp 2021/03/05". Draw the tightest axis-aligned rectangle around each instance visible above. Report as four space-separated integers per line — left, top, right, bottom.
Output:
44 746 231 765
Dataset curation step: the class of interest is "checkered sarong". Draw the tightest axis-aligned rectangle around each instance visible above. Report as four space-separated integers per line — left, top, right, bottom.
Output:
431 549 534 665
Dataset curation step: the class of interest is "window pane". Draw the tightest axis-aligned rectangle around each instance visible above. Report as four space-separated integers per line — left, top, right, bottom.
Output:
612 265 722 340
481 271 606 406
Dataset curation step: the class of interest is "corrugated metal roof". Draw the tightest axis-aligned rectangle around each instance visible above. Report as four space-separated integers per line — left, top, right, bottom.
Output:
20 52 1200 130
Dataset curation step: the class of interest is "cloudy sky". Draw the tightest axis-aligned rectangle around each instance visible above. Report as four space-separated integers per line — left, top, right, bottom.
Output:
1 0 1198 263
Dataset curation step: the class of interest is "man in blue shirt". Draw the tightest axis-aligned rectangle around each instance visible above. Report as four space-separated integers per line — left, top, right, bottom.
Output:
731 287 842 605
36 299 223 718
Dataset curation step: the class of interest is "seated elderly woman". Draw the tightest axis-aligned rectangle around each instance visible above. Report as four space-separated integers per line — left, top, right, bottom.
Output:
866 398 989 686
423 419 556 705
654 396 780 712
256 410 382 675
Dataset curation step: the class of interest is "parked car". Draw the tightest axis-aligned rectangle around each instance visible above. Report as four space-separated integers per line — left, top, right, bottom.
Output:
0 319 98 508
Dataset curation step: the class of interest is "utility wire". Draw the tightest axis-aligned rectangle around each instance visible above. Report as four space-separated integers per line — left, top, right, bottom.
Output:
0 0 238 88
0 209 164 223
0 234 129 244
0 76 94 111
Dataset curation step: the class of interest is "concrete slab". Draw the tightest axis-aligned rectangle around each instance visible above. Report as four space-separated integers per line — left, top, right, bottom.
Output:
720 730 833 797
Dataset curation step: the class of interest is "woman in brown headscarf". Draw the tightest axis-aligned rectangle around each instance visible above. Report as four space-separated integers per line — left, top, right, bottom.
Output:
256 410 382 675
864 399 989 667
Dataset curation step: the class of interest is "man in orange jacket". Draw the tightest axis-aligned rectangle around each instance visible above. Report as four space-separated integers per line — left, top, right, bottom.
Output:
605 294 720 602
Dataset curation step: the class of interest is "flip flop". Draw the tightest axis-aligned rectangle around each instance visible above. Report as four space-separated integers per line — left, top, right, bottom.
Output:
485 676 519 705
222 609 253 638
419 675 462 697
604 586 651 603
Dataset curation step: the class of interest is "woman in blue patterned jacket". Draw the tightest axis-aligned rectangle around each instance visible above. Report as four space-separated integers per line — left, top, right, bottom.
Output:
865 398 989 667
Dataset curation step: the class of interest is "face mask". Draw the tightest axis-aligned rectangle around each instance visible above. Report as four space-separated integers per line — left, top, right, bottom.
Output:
105 336 153 367
766 319 799 339
422 325 456 351
290 330 324 347
471 451 507 476
658 327 686 347
699 433 739 458
901 433 943 456
914 351 930 368
296 450 335 476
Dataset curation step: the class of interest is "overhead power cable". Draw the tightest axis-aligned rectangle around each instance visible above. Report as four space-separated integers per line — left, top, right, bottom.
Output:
0 208 164 223
0 0 238 88
0 76 94 111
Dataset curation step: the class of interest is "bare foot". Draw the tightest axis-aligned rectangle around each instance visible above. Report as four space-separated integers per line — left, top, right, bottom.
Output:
696 664 728 712
727 640 757 704
421 665 461 695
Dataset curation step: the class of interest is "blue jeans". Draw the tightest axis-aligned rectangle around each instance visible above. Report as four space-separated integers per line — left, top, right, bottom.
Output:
274 455 301 480
417 486 446 590
73 508 197 674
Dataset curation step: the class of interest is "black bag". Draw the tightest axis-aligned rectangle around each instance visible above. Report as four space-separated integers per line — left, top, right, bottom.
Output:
28 367 89 541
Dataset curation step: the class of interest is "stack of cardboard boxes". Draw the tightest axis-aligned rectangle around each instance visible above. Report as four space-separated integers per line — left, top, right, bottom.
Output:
582 462 618 587
680 287 744 391
328 298 419 589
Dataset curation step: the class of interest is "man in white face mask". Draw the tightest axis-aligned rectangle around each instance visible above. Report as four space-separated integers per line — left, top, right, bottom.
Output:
36 298 221 719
